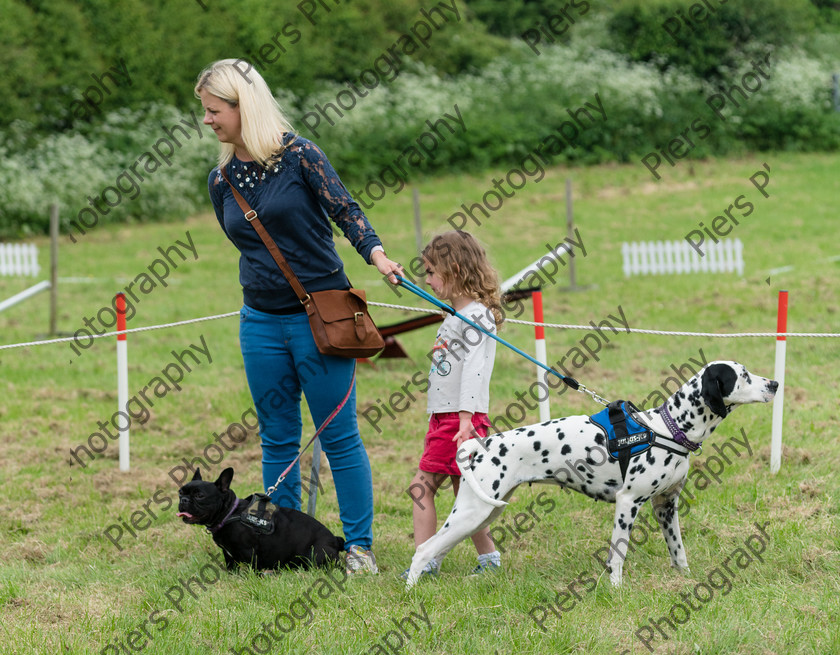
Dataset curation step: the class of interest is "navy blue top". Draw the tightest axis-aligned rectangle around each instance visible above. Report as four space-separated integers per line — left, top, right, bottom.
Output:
208 134 383 313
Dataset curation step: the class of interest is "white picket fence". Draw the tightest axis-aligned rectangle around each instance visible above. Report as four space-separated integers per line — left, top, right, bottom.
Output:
0 243 40 277
622 239 743 277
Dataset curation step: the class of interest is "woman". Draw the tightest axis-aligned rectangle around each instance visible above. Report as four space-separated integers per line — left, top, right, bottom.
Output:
195 59 401 574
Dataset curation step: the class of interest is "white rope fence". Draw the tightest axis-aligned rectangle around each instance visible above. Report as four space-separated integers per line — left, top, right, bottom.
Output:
1 292 826 475
369 301 840 338
0 311 239 351
1 301 838 352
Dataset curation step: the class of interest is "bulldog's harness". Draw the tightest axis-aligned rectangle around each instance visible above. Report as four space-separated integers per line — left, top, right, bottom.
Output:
208 493 280 536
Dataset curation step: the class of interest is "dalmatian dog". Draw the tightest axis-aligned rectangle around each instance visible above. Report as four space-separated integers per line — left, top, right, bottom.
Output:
405 361 777 589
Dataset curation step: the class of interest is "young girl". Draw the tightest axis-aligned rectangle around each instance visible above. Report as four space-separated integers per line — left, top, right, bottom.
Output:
403 231 503 580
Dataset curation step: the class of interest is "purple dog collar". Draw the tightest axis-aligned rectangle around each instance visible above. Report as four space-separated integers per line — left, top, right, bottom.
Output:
208 496 241 535
660 405 701 452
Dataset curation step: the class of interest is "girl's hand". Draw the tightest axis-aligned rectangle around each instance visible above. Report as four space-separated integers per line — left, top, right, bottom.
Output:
371 250 403 284
452 412 476 447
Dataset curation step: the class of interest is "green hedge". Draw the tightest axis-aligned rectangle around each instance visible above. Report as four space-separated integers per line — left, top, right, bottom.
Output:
2 42 837 238
0 0 503 132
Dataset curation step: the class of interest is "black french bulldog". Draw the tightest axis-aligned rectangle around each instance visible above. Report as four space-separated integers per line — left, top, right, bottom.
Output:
177 467 344 571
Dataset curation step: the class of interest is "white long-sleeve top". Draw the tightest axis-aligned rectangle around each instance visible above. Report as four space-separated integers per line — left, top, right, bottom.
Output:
426 301 497 414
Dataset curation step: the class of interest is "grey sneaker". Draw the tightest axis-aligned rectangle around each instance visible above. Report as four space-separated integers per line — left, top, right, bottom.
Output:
345 545 379 575
469 560 501 576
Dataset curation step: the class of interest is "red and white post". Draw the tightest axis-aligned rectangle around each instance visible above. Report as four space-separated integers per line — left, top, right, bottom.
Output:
116 293 130 472
770 290 787 474
532 290 550 422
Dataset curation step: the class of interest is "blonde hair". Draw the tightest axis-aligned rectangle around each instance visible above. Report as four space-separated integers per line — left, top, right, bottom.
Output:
194 59 294 168
423 231 504 327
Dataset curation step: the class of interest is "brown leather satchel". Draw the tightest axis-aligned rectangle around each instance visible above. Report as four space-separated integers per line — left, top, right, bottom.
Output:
219 167 384 358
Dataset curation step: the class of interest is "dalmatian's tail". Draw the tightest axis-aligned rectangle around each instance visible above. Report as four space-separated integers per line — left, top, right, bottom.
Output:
456 439 508 508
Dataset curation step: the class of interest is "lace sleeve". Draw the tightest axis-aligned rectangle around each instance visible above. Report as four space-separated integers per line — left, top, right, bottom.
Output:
208 168 231 241
294 139 382 262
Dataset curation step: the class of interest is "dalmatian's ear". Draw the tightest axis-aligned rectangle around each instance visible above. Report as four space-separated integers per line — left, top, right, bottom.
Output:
701 363 736 417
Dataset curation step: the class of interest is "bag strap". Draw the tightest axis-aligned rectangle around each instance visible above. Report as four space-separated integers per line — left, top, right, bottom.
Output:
219 166 310 305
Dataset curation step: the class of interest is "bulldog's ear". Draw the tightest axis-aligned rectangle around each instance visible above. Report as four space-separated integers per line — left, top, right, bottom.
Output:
191 468 202 481
701 364 736 417
216 467 234 492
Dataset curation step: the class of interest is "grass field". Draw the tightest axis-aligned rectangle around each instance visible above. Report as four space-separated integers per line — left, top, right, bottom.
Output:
1 152 838 655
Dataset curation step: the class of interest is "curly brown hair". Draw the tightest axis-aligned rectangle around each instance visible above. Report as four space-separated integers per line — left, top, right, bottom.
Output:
422 231 504 328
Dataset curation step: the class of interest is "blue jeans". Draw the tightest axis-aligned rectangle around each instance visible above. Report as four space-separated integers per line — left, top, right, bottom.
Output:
239 305 373 550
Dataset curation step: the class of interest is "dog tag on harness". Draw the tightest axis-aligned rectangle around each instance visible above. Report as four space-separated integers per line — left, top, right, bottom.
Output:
240 493 278 535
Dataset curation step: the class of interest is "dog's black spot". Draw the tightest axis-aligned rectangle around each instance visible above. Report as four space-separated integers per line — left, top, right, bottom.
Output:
652 479 659 487
605 479 619 487
618 517 627 529
475 455 484 464
545 469 554 476
533 441 542 451
499 444 509 457
484 439 493 448
499 473 505 479
541 449 549 458
701 363 738 417
660 472 667 479
528 430 536 437
646 450 656 464
673 395 682 409
561 444 571 455
491 457 501 466
594 434 604 446
580 485 587 495
444 522 449 528
557 431 565 440
492 480 500 491
515 428 527 433
630 506 637 518
663 454 673 466
541 457 549 464
502 464 507 471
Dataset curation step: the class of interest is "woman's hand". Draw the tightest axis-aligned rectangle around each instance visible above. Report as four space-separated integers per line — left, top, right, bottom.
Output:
371 250 403 284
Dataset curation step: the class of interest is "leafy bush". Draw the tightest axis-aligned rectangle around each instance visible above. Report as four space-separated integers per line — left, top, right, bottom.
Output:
1 42 837 238
605 0 819 79
0 105 216 238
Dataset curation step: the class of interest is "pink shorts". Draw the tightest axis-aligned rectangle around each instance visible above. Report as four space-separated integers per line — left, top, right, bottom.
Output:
419 412 490 476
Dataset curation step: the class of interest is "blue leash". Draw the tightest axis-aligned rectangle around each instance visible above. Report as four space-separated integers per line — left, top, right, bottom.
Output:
396 274 592 394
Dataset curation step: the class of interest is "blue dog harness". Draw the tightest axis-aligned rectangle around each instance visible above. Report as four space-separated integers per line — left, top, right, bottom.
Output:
590 400 695 481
